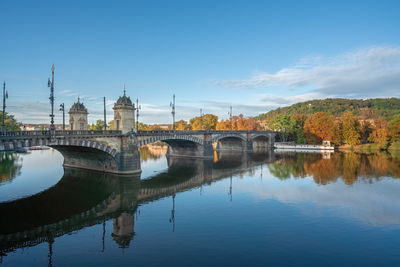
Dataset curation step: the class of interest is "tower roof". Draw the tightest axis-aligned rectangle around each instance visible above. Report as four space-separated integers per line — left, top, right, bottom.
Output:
69 97 88 114
114 89 134 109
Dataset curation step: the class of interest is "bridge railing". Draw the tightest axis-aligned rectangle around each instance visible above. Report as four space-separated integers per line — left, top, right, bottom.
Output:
135 130 276 135
57 130 122 136
0 130 122 139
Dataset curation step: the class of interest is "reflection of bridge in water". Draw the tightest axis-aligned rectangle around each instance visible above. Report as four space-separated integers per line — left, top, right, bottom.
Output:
0 151 276 259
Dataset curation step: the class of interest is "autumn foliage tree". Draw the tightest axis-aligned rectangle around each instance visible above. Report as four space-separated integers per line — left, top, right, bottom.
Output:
368 117 389 147
303 112 336 144
216 119 231 130
190 114 218 130
341 111 361 146
175 120 190 130
216 114 258 131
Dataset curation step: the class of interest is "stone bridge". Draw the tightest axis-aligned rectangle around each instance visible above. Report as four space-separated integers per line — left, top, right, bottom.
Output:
0 130 276 174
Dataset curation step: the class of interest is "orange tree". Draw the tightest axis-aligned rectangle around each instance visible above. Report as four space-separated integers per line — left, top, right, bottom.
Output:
368 117 389 147
303 112 337 144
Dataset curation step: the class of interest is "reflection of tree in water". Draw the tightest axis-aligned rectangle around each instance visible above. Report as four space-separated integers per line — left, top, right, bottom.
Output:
139 144 167 162
0 153 22 185
268 153 312 180
268 152 400 185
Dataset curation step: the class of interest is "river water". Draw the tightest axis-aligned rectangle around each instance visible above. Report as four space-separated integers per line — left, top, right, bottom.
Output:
0 149 400 266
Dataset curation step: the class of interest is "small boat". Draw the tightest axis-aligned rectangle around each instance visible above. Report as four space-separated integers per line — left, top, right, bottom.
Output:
274 140 335 151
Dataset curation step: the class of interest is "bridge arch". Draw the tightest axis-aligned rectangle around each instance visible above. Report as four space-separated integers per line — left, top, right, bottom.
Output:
50 139 121 173
212 134 247 151
137 135 209 158
137 135 204 147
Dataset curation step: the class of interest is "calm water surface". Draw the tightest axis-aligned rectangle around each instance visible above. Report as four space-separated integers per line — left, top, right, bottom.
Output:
0 149 400 266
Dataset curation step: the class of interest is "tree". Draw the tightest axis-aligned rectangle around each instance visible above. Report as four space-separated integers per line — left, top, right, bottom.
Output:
175 120 190 130
368 117 389 147
0 112 19 131
304 112 336 144
341 111 361 146
268 114 295 141
360 120 373 143
137 122 149 130
234 114 258 130
190 114 218 130
89 119 105 130
148 124 162 130
388 115 400 142
291 114 308 143
216 119 231 130
108 120 114 130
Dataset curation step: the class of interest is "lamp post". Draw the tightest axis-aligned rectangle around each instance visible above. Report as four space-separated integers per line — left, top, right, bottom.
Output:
136 98 141 132
59 103 65 130
103 97 107 130
170 94 175 132
47 65 55 131
2 82 8 132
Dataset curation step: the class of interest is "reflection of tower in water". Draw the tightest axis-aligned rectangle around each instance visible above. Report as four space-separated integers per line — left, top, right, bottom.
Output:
112 212 135 249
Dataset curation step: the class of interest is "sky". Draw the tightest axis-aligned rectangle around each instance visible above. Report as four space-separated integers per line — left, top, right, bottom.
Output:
1 0 399 124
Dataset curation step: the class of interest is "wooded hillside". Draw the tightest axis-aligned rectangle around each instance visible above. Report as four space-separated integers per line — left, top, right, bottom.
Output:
255 98 400 121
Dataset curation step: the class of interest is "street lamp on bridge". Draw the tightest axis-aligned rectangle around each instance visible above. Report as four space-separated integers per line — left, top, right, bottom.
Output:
2 82 8 132
48 65 55 131
59 103 65 130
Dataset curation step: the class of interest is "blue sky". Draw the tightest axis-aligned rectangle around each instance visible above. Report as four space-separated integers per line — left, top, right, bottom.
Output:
1 0 399 124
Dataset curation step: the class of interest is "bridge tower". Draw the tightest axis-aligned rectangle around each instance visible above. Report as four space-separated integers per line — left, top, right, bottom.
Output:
69 98 88 130
113 89 135 133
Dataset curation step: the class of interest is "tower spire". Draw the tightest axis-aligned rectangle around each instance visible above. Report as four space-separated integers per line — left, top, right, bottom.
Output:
123 84 126 96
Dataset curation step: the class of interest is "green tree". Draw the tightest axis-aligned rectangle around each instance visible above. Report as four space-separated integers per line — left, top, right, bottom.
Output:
388 114 400 142
268 114 295 142
0 112 19 131
89 119 105 130
341 111 361 146
137 122 149 130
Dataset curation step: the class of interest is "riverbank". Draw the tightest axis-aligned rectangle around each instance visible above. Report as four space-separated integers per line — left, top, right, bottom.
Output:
338 141 400 153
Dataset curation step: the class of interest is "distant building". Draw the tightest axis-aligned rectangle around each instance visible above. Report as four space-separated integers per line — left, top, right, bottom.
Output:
113 90 135 133
256 120 269 130
158 124 171 130
69 98 88 130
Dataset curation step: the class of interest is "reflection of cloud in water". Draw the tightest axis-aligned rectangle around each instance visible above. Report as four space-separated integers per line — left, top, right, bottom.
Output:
233 175 400 227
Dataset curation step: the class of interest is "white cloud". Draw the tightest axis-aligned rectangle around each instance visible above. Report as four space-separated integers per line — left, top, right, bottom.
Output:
221 174 400 227
215 46 400 102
